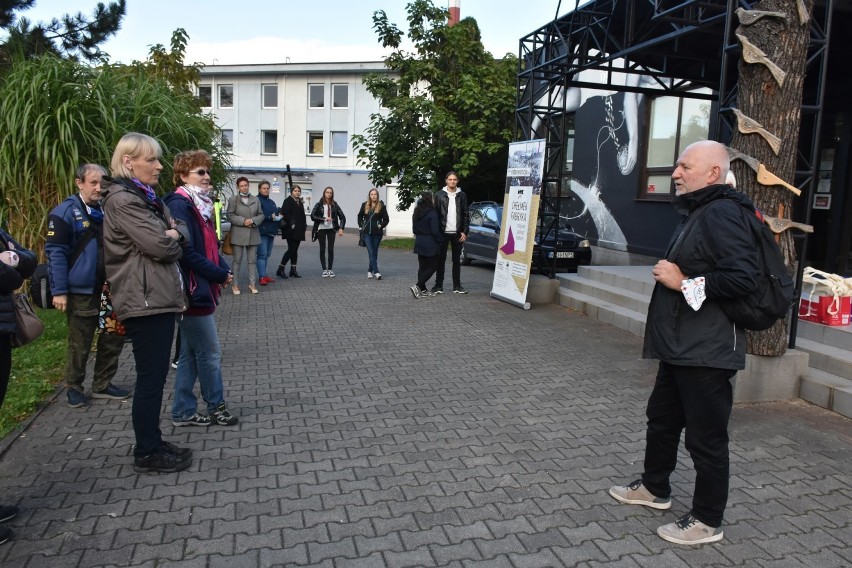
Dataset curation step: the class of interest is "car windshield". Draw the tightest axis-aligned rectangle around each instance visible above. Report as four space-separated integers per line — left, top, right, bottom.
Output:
539 215 573 232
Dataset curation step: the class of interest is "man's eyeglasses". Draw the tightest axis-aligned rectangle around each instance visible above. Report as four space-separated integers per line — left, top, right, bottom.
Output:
189 169 211 176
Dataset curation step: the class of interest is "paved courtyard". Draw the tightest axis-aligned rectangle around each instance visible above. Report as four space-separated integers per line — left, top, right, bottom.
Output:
0 235 850 567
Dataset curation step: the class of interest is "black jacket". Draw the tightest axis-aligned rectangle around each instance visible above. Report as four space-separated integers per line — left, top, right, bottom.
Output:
434 188 469 235
357 202 390 236
412 209 443 257
0 229 38 335
643 184 760 370
280 196 307 241
310 201 346 232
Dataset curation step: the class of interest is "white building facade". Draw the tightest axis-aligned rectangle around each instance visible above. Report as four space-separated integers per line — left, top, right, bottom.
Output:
199 61 409 233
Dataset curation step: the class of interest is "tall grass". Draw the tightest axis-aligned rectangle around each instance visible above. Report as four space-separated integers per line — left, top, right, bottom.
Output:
0 55 229 257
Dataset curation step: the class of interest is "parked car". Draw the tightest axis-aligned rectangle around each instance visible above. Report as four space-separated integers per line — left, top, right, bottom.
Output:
461 201 591 273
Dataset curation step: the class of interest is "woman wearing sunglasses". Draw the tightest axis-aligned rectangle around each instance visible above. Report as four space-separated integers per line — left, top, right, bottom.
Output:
163 151 238 429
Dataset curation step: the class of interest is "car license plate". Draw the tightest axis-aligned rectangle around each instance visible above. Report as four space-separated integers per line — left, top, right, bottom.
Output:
556 251 574 259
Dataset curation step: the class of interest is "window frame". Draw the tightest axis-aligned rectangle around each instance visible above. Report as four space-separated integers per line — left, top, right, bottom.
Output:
640 92 711 201
307 131 324 156
262 83 278 108
221 129 234 151
308 84 325 109
218 84 234 108
261 130 278 155
332 83 349 109
330 131 348 157
197 85 212 108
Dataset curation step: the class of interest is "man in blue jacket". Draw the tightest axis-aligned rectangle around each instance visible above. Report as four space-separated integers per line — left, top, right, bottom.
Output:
46 164 129 408
608 141 760 545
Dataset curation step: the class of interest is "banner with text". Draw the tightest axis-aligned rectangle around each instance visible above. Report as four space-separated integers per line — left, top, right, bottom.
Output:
490 139 545 309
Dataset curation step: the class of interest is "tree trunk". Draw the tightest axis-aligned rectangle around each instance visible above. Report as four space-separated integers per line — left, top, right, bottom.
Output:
729 0 813 356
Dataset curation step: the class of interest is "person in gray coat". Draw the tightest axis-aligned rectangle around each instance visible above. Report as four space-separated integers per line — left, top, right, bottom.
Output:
225 177 264 294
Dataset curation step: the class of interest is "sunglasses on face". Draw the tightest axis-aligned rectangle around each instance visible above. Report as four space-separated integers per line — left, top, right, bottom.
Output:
189 169 211 176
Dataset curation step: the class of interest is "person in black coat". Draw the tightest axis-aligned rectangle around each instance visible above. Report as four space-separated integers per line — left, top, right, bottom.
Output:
276 185 308 279
0 226 37 544
357 188 390 279
310 186 346 278
410 192 443 299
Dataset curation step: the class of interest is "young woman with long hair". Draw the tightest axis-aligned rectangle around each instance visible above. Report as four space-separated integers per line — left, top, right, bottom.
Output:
357 188 390 279
310 186 346 278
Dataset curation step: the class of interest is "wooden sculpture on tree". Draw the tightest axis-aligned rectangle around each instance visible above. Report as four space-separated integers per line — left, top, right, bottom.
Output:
728 0 814 356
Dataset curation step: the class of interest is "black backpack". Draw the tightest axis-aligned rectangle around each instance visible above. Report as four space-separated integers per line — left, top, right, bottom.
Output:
673 198 795 331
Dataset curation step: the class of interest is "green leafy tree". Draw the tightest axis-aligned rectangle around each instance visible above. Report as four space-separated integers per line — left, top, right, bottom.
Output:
352 0 517 209
0 0 126 67
131 28 202 95
0 46 228 255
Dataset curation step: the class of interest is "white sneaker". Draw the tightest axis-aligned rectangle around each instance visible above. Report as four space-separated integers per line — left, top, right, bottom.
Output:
657 513 724 545
374 272 381 280
322 270 329 278
410 285 421 299
367 272 373 279
328 270 335 278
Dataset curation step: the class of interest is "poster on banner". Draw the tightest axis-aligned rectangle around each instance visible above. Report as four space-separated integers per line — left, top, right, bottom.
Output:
490 139 546 309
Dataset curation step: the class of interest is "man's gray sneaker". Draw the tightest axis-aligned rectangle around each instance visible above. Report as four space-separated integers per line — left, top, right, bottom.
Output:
430 286 443 294
608 479 671 510
657 513 723 545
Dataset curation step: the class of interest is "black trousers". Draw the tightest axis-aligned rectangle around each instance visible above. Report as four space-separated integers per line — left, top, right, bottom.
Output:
317 230 336 270
279 238 301 268
124 313 176 457
417 255 441 291
641 361 736 528
435 233 463 288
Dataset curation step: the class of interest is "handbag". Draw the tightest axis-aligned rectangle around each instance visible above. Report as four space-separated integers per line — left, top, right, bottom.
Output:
221 231 234 255
358 231 366 247
11 293 44 348
98 281 126 336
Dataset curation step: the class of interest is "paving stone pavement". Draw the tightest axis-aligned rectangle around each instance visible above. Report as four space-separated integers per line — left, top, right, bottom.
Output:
0 234 850 567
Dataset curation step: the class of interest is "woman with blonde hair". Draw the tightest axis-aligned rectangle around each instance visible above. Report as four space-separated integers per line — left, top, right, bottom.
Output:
310 186 346 278
101 132 191 473
357 188 390 279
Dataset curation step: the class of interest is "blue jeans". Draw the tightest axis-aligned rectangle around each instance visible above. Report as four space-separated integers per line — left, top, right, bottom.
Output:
257 234 275 278
172 314 225 420
124 313 175 457
364 233 382 273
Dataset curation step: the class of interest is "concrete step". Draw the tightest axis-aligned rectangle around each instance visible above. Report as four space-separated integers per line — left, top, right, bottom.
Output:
794 337 852 380
795 318 852 351
557 284 647 337
799 367 852 420
557 272 651 314
577 265 656 297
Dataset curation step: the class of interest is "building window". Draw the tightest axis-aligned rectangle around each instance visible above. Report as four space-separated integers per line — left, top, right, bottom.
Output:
219 85 233 108
197 85 212 107
308 84 324 108
221 129 233 150
262 130 278 155
307 132 324 156
642 92 710 198
262 84 278 108
331 131 348 156
332 84 349 108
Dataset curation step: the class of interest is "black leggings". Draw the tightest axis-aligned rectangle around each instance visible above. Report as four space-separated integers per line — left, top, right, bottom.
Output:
417 255 440 290
279 238 301 267
317 230 336 270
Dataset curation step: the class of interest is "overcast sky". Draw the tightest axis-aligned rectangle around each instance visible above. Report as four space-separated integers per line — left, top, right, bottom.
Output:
12 0 575 65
